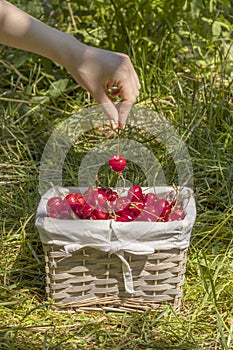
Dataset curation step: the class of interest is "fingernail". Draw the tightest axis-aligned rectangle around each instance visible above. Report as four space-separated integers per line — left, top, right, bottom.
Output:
111 121 118 130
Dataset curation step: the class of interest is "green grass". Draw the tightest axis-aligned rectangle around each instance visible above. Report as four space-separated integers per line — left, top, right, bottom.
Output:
0 0 233 349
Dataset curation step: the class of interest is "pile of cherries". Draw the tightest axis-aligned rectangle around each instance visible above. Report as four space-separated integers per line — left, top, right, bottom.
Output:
46 154 185 222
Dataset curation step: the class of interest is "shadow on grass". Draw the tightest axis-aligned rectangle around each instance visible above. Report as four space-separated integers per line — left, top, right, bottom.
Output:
0 323 201 350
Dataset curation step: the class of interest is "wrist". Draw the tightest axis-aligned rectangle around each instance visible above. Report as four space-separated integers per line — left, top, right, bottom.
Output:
58 34 87 73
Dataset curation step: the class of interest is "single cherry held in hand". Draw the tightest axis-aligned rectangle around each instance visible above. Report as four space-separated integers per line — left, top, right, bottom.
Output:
108 154 127 173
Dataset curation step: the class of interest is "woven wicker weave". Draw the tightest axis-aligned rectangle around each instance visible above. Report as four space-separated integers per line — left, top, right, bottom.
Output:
43 244 187 312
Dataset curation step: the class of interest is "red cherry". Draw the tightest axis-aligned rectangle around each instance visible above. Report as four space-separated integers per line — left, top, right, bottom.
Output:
129 200 145 217
116 211 135 222
47 197 64 213
112 196 130 214
64 193 83 206
93 187 108 201
142 204 161 218
69 202 82 218
109 154 127 173
81 203 95 218
155 198 172 218
64 193 75 206
144 192 159 206
128 185 143 201
74 208 85 219
86 187 108 211
89 213 97 220
47 196 74 219
103 188 118 202
93 209 109 220
136 212 157 222
168 208 185 221
71 196 94 218
69 195 87 216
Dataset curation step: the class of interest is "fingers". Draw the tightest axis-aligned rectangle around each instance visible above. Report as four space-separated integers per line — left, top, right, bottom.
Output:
79 48 140 129
116 74 140 128
96 91 137 130
95 80 140 129
114 55 140 128
100 101 119 130
104 62 140 128
93 73 139 129
117 101 134 129
94 88 119 129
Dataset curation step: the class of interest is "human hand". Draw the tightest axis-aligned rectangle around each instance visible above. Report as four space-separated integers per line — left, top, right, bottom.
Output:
64 40 141 129
0 1 140 128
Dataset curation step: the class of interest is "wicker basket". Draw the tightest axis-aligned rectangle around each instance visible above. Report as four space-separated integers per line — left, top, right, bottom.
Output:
36 186 196 313
43 246 188 312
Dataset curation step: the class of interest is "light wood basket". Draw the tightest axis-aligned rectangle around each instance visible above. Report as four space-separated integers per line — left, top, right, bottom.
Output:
43 244 188 313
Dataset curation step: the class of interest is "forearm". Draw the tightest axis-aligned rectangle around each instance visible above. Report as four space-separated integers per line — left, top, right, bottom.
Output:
0 0 140 128
0 0 84 67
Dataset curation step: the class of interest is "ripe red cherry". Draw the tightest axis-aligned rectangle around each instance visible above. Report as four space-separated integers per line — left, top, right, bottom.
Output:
66 194 86 215
143 204 160 218
65 193 85 207
112 196 130 214
81 203 95 219
89 213 97 220
128 185 143 201
168 208 185 221
144 192 159 206
86 187 108 211
47 197 64 212
129 200 145 217
109 154 127 173
103 188 118 202
136 211 158 222
47 196 73 219
88 187 107 199
155 198 172 218
116 211 135 222
93 209 109 220
96 187 109 199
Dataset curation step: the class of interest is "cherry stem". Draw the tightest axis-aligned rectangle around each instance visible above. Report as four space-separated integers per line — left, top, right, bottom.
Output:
50 182 66 198
115 172 127 195
95 174 101 187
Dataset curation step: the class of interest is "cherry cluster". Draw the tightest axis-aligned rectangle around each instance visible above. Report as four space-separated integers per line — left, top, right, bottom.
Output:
46 154 185 222
47 185 185 222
